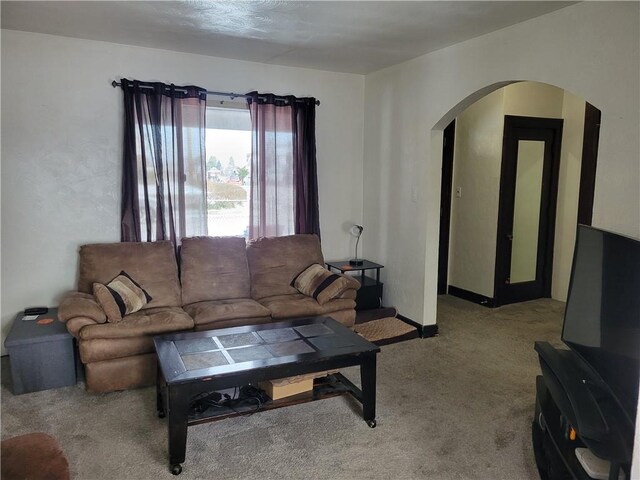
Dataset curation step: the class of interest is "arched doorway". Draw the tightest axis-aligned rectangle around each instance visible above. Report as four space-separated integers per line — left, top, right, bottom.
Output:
434 81 600 309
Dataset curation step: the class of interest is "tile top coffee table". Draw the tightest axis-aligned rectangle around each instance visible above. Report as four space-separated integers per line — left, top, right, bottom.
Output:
154 316 380 475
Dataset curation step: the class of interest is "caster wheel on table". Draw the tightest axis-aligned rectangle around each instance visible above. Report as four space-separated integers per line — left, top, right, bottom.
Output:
170 464 182 475
158 411 166 419
366 419 377 428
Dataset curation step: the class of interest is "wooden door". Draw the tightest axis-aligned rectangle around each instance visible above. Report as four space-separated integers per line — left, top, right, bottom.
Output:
494 116 563 306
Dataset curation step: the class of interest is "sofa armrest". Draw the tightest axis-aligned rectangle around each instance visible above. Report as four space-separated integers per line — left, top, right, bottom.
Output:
58 292 107 324
66 317 102 338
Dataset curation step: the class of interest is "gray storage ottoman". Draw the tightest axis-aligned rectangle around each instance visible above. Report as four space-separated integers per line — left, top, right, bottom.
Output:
4 309 77 394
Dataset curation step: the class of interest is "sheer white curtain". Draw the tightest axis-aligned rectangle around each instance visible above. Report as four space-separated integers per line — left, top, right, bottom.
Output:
247 92 320 239
120 79 207 246
248 94 295 238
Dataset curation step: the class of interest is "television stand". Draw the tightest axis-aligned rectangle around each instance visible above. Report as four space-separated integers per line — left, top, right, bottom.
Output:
532 342 633 480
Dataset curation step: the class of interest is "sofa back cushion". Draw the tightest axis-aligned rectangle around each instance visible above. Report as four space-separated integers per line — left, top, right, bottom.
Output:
180 236 251 305
77 241 181 308
247 234 324 300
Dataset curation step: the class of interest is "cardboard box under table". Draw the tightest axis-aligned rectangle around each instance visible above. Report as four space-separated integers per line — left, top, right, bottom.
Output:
259 375 314 400
259 369 339 400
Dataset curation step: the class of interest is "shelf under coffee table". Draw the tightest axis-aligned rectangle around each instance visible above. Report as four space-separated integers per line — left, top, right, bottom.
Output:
154 316 380 475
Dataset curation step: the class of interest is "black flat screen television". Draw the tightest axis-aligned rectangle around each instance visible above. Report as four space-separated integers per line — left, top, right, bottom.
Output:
562 225 640 423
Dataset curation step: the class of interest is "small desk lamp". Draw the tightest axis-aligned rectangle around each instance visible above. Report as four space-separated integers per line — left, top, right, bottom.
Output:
349 225 364 266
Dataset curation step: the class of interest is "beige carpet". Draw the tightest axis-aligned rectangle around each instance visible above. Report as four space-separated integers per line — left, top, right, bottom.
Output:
1 296 565 479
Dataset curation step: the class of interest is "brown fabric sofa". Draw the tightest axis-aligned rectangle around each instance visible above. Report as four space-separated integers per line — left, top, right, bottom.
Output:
246 234 359 327
58 234 359 393
58 241 193 392
180 236 272 330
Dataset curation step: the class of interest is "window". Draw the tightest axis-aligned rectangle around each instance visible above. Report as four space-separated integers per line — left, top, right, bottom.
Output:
121 81 319 245
205 102 251 237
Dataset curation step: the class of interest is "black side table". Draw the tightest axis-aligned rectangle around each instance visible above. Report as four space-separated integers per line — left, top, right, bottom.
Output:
326 260 384 310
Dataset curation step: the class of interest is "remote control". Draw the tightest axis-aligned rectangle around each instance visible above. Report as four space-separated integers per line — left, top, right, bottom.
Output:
24 307 48 316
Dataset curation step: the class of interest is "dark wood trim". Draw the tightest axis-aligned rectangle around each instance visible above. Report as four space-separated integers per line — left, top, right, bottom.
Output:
447 285 495 308
438 120 456 295
577 102 601 226
544 120 563 298
494 116 563 307
373 330 420 346
421 324 439 338
396 314 439 338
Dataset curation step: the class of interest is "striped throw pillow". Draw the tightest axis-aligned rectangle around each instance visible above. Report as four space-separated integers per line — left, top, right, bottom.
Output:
293 264 351 305
93 271 152 323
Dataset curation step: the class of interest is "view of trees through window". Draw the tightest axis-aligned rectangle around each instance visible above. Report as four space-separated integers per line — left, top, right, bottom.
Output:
205 105 251 237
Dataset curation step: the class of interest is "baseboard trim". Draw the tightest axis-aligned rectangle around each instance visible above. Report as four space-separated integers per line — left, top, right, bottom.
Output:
448 285 495 308
373 330 420 347
396 314 438 338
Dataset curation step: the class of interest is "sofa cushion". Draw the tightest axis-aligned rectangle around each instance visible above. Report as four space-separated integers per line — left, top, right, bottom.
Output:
293 263 357 305
84 354 157 393
183 299 271 326
79 336 155 363
77 241 181 308
318 297 356 315
93 271 152 323
78 306 193 340
258 293 356 319
193 316 274 331
247 234 324 300
325 309 356 328
180 236 251 304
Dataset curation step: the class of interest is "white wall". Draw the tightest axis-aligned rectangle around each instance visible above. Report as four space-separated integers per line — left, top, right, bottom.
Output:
449 88 504 298
553 91 585 300
1 30 365 353
448 82 584 302
504 82 564 118
363 2 640 325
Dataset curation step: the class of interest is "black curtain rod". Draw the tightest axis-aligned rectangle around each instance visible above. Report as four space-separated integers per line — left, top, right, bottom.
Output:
111 80 320 106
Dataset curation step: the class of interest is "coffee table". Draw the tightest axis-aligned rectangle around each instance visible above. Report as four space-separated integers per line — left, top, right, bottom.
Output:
154 316 380 475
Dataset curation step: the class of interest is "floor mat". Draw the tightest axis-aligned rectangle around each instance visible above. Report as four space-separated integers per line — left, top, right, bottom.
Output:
354 316 419 346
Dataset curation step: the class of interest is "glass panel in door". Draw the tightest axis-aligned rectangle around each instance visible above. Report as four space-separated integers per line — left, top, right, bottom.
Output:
510 140 545 284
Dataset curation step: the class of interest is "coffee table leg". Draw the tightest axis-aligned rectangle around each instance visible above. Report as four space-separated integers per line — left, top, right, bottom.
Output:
361 353 377 428
168 386 189 475
157 368 166 419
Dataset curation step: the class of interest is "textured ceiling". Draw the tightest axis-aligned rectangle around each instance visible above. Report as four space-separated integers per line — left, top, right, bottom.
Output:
1 1 574 74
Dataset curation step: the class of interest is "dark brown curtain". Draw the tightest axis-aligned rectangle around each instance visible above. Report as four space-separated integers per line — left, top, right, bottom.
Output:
292 98 320 237
247 92 320 239
120 79 207 246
